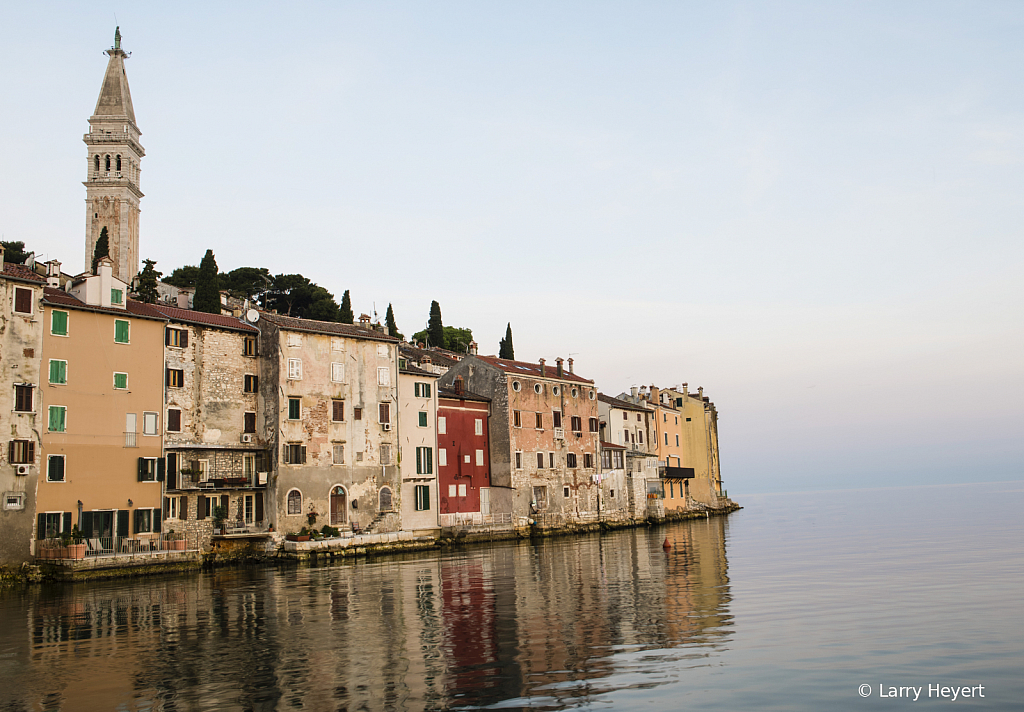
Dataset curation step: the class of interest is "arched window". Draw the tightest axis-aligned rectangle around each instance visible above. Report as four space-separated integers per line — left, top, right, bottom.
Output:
93 155 99 172
379 486 393 512
116 155 121 172
287 489 302 515
105 155 110 171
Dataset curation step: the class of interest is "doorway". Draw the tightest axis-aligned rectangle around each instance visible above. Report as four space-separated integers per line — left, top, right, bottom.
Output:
330 486 347 525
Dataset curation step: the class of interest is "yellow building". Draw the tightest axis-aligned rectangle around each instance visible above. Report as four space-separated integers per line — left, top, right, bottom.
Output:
35 260 167 553
661 384 724 507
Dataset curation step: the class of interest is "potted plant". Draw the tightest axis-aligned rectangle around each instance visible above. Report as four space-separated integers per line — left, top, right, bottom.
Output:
320 525 340 539
212 505 228 535
163 531 186 551
65 525 86 559
286 527 310 542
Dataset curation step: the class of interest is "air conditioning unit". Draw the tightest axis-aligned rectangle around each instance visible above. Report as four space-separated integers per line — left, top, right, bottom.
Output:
257 472 268 485
240 433 254 443
382 422 392 431
16 465 30 476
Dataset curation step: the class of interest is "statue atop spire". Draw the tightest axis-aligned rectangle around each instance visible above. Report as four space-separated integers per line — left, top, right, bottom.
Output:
114 26 121 50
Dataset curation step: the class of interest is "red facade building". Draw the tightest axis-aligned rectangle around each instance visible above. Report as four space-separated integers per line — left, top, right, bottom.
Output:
437 380 491 517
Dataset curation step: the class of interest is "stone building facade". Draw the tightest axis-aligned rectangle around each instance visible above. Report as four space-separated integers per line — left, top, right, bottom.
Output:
439 355 600 525
398 366 439 535
597 393 658 519
257 313 401 535
0 254 46 564
155 305 265 551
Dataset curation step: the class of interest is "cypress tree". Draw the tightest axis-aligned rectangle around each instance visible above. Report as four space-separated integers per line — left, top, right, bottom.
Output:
193 249 222 314
427 301 444 348
91 227 109 273
339 290 354 324
136 259 161 303
385 303 400 338
499 322 515 359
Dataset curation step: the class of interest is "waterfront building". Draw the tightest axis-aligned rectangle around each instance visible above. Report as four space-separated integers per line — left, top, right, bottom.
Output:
256 312 400 534
398 363 440 536
660 384 725 505
597 392 659 519
156 305 266 550
83 28 144 284
36 259 167 553
0 249 47 564
398 343 459 375
436 377 494 526
438 355 600 526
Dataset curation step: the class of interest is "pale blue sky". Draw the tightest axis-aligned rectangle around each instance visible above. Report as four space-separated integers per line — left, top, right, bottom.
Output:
2 2 1021 494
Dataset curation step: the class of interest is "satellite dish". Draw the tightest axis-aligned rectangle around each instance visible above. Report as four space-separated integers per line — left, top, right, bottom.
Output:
246 309 260 323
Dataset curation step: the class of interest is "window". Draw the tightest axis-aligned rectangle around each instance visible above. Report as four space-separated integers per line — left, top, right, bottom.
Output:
4 493 25 510
138 457 159 481
675 417 678 425
287 333 301 347
288 398 301 420
331 337 344 351
287 358 302 380
535 412 543 429
613 451 624 469
439 448 447 466
331 362 345 383
243 454 256 478
552 386 560 396
664 414 667 422
601 450 612 469
416 447 433 475
589 417 599 433
134 509 155 534
13 287 33 315
537 452 545 469
244 374 258 393
534 383 542 394
284 443 306 464
332 400 344 422
377 367 391 386
475 418 483 436
686 417 692 422
166 368 184 388
354 407 362 420
638 430 644 444
475 449 484 466
379 403 391 424
571 388 578 398
571 416 582 433
637 414 642 422
143 412 158 436
51 310 69 336
287 490 302 514
512 381 521 392
415 484 431 510
379 486 393 512
665 432 669 445
243 337 257 357
418 411 428 427
380 444 392 465
167 409 181 432
9 439 35 464
114 319 130 343
165 496 179 520
676 434 680 446
624 429 629 444
244 412 256 433
15 384 34 411
165 327 188 348
110 288 123 305
113 372 128 390
49 360 67 385
567 453 578 468
549 452 555 469
39 511 66 538
438 416 446 434
513 410 521 428
564 486 571 498
588 390 596 400
610 489 615 498
332 444 345 464
515 451 522 469
414 382 432 397
48 406 66 432
584 453 593 469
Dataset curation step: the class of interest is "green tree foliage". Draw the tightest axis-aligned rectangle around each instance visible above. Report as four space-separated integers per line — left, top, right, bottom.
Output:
193 249 222 314
443 326 474 353
427 300 444 348
222 267 273 301
0 240 29 265
265 274 340 321
385 303 403 339
163 265 200 288
499 322 515 359
136 259 162 303
339 290 354 324
91 227 109 273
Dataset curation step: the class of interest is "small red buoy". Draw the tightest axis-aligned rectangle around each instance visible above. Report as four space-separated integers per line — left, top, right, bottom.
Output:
663 538 671 550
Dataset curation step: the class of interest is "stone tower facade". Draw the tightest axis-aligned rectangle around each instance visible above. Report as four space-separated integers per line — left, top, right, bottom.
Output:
83 27 144 284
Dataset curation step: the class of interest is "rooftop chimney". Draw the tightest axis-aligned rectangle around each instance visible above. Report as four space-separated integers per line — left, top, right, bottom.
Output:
567 358 574 374
359 314 371 324
0 244 5 272
539 358 546 377
698 386 704 399
469 341 478 355
556 357 564 377
454 375 464 395
682 383 689 397
421 355 432 366
650 386 660 406
630 386 638 399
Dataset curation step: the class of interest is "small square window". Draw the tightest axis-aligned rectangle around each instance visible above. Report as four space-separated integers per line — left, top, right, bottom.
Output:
49 360 67 385
243 337 257 357
166 327 188 348
48 406 66 432
143 412 158 436
8 439 35 465
166 368 184 388
244 374 258 393
167 408 181 432
15 384 34 411
288 398 301 420
332 400 345 422
114 319 130 343
113 372 128 390
13 287 33 315
287 358 302 380
47 455 66 482
110 288 123 305
418 411 428 427
244 412 256 433
333 444 345 464
51 310 69 336
331 362 345 383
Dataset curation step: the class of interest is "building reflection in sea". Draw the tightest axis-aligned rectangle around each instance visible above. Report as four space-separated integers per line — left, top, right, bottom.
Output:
1 517 731 711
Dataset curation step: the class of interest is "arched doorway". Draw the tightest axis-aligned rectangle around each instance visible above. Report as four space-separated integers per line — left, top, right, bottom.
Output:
330 486 347 525
379 486 393 512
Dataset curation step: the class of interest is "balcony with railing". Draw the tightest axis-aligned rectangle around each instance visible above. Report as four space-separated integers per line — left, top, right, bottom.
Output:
171 471 268 491
124 432 137 448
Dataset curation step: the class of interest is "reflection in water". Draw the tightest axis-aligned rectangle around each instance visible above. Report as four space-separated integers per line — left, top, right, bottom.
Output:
0 517 731 711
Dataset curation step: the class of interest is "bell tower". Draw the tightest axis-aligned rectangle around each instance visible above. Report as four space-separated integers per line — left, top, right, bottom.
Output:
84 27 144 283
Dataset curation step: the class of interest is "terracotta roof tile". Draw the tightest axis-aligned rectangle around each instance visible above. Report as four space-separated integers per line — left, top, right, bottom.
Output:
600 441 627 450
598 393 652 413
2 264 45 283
474 355 593 384
151 304 258 333
260 312 399 343
42 287 168 320
437 386 491 403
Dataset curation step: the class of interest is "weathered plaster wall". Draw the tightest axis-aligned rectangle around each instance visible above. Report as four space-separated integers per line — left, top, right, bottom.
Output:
399 371 438 533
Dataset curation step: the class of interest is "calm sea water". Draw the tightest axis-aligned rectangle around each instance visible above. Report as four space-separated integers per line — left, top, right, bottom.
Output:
1 482 1021 711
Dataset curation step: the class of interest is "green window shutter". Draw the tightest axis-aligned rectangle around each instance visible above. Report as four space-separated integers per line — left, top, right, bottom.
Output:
115 320 129 343
425 448 433 475
289 399 300 420
37 513 45 540
116 510 128 537
423 486 430 510
425 384 431 398
51 310 68 335
157 458 165 482
153 511 161 533
416 447 422 475
62 512 72 533
48 406 65 432
138 457 146 481
113 373 127 389
414 383 421 397
82 511 94 537
418 412 427 427
49 360 60 384
133 509 140 534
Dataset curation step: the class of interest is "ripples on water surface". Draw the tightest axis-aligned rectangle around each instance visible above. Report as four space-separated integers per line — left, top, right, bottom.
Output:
1 482 1022 710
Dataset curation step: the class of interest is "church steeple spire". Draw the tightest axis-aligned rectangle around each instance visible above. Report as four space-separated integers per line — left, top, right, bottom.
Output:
83 28 144 283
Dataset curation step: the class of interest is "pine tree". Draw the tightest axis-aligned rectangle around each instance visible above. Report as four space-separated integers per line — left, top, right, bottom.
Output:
339 290 354 324
193 249 222 314
427 300 444 348
385 303 402 339
91 227 109 273
499 322 515 359
136 259 162 303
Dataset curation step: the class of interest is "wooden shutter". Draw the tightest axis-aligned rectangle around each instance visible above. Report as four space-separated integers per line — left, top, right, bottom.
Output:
300 446 307 464
138 457 146 481
6 441 12 463
153 511 161 533
181 496 189 520
133 509 140 534
116 510 128 537
166 454 177 490
157 458 165 482
197 497 206 520
255 492 264 522
165 368 172 387
14 288 32 313
82 511 94 537
37 513 45 540
181 330 188 348
416 447 422 474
